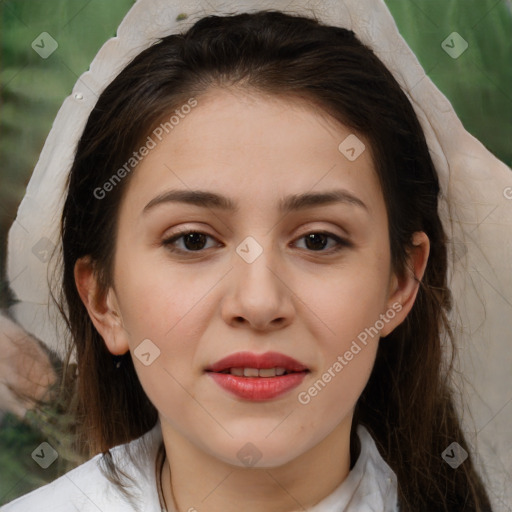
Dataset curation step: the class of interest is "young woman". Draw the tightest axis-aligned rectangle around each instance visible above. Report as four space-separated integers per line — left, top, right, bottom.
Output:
3 1 510 511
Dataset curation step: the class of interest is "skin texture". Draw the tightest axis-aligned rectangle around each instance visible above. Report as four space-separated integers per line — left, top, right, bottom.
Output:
75 87 429 512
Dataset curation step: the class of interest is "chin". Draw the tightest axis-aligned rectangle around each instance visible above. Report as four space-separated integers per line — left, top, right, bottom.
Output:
204 434 311 469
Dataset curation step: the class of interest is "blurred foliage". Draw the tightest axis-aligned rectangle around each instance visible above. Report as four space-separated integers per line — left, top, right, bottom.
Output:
0 0 511 505
0 405 85 505
0 0 136 311
385 0 512 167
0 412 58 503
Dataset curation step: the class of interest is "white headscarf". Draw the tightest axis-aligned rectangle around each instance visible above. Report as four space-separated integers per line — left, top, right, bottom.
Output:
6 0 512 509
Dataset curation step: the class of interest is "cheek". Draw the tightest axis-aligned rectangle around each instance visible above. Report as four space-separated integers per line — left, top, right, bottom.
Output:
114 268 212 423
293 279 384 449
118 250 233 347
290 250 389 414
114 250 218 341
293 256 391 351
112 255 214 399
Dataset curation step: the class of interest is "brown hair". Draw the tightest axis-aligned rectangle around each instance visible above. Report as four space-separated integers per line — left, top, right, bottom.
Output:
49 9 492 511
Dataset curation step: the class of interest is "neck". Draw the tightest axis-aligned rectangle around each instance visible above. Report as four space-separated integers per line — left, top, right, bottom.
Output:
160 418 353 512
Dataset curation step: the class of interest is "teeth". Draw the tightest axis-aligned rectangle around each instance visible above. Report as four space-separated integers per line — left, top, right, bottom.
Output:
227 367 288 377
259 368 277 377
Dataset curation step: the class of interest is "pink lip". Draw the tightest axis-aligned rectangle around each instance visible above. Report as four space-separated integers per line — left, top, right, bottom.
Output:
205 351 309 401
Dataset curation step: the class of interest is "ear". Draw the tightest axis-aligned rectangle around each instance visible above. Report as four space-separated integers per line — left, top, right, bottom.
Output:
74 256 130 356
380 231 430 337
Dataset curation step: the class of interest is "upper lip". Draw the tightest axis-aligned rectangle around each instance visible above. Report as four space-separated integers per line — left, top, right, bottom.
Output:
205 351 309 373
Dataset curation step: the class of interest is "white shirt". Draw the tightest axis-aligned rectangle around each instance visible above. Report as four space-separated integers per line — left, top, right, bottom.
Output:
0 421 399 511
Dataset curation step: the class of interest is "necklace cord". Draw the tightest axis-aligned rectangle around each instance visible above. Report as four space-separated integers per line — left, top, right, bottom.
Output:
156 442 168 511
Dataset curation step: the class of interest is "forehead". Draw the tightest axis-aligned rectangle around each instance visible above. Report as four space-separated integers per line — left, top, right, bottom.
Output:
162 87 362 163
119 87 383 219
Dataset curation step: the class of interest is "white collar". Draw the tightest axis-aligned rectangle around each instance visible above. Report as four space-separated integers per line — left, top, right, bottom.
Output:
308 424 398 512
117 420 398 511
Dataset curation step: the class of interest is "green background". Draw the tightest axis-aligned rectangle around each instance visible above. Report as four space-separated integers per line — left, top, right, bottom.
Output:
1 0 511 505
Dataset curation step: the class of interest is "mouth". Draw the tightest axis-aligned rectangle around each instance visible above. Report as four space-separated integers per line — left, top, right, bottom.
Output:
205 351 310 401
214 367 297 377
205 350 309 373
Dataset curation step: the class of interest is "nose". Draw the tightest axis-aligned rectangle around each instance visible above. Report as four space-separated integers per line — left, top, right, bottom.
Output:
220 240 295 331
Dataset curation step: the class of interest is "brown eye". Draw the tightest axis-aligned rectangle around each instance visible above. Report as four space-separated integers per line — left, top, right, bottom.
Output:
304 233 329 251
162 231 219 253
180 232 208 251
294 232 351 253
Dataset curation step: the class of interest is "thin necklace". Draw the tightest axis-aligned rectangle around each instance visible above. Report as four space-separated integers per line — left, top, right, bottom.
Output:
158 444 168 511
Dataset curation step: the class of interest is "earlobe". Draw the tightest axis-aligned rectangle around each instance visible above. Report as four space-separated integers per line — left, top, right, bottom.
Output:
74 256 129 355
380 231 430 337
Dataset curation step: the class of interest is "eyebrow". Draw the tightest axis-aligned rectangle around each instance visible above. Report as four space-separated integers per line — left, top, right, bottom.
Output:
142 188 368 215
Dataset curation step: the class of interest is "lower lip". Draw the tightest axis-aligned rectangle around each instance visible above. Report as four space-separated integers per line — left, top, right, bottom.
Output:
207 372 308 401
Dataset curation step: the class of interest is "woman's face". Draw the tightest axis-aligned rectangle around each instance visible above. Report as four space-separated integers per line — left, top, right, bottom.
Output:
96 88 408 467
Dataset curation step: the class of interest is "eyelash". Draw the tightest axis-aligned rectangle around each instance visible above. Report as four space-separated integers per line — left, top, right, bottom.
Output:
161 229 352 255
